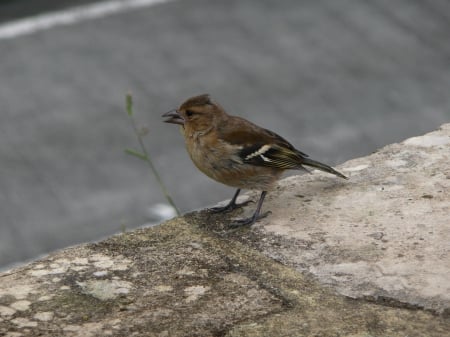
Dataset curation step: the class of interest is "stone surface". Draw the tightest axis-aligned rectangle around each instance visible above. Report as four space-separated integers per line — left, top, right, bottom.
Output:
253 123 450 315
0 125 449 336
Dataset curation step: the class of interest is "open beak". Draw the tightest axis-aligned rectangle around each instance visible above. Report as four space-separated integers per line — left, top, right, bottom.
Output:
162 109 185 125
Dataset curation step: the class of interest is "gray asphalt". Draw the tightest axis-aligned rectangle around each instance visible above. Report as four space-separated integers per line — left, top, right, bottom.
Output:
0 0 98 22
1 0 449 269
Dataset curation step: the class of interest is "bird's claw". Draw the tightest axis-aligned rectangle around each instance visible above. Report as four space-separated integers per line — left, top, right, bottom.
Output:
229 210 271 228
209 199 253 214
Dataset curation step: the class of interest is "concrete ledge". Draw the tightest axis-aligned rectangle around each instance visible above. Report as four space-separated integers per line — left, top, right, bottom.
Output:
256 123 450 315
0 124 449 336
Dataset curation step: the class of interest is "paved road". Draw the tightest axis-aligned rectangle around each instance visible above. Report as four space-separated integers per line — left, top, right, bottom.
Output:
1 0 449 269
0 0 98 22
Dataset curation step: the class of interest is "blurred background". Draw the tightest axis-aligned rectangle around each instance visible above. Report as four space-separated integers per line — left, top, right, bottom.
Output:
1 0 449 270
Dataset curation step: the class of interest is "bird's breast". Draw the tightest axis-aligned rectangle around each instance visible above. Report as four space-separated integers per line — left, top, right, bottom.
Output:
185 134 280 190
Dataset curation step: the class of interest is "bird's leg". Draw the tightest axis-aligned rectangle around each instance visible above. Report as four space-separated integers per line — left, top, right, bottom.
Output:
230 191 270 227
209 189 252 213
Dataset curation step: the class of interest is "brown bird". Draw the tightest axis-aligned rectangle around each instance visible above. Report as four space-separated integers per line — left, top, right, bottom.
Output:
163 94 347 226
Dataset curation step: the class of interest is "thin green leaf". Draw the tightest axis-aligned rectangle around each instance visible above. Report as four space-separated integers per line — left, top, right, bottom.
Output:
125 93 180 216
126 93 133 116
124 148 148 161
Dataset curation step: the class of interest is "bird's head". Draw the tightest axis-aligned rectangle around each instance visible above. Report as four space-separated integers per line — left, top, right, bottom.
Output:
162 94 226 133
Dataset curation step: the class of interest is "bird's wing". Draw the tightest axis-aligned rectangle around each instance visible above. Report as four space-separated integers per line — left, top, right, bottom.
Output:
240 143 311 169
218 116 309 169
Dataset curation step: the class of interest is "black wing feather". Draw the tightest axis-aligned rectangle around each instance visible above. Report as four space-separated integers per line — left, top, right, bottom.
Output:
239 144 307 169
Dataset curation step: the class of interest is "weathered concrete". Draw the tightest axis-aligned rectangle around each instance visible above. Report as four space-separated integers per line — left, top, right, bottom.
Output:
255 123 450 315
0 125 449 336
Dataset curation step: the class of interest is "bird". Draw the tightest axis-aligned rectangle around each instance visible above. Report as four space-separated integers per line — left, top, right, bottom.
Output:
162 94 347 226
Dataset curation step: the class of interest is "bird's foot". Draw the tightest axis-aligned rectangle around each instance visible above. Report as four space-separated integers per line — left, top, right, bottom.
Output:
209 199 253 214
229 211 271 228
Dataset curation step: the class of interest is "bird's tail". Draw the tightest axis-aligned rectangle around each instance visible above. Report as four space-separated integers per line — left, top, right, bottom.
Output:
301 157 348 179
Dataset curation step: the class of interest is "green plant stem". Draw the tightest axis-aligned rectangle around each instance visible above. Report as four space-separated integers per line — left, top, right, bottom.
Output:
126 93 180 216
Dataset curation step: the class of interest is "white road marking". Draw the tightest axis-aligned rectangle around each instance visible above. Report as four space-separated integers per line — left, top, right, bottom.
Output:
0 0 174 40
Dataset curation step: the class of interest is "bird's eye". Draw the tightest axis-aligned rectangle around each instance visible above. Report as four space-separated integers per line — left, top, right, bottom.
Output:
185 110 194 117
